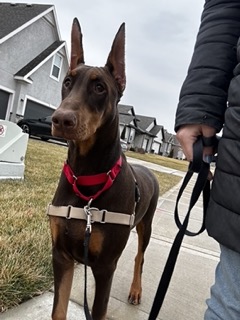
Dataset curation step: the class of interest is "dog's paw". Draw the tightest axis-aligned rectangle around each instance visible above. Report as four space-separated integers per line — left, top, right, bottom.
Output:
128 290 141 305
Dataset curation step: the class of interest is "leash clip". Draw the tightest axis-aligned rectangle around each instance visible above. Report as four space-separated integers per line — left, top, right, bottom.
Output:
84 198 94 233
86 212 92 233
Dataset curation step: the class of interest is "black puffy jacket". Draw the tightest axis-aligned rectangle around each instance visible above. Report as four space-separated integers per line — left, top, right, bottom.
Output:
175 0 240 253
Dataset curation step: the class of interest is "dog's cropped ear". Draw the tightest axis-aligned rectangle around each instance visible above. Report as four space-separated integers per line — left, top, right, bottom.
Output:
70 18 85 71
106 23 126 95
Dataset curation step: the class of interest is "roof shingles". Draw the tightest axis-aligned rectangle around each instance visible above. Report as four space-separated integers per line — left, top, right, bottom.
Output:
14 40 64 77
0 2 52 41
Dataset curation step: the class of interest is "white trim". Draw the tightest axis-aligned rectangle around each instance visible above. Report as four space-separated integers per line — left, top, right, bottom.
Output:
14 76 33 84
146 121 155 132
25 95 51 107
48 6 70 63
14 42 66 82
0 85 15 120
0 6 55 44
52 6 62 42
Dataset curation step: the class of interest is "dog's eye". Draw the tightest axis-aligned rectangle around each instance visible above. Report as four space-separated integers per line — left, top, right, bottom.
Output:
64 77 72 88
94 82 105 94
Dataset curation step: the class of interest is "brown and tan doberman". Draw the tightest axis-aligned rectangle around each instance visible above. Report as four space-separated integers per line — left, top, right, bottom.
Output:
49 18 159 320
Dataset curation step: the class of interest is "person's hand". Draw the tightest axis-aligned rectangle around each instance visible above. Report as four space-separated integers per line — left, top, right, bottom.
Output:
176 124 217 162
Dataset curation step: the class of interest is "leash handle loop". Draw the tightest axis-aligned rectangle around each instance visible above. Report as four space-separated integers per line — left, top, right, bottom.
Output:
148 135 216 320
174 135 218 236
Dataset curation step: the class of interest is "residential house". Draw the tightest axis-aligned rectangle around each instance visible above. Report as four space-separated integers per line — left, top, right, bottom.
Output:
0 3 69 122
151 125 165 154
161 130 173 156
118 104 164 153
118 104 137 148
172 135 185 159
161 129 184 159
134 115 162 153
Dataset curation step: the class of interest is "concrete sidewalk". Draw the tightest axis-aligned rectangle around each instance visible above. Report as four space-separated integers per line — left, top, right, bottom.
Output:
0 160 220 320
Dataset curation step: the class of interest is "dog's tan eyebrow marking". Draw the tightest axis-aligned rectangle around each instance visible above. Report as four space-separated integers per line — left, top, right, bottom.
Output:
69 69 77 77
89 70 106 82
90 73 98 80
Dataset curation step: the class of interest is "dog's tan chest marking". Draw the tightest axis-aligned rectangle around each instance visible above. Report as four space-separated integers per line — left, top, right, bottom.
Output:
50 217 104 256
89 228 104 255
50 217 60 244
76 134 96 156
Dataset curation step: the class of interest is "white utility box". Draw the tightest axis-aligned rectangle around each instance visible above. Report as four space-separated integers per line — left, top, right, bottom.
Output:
0 120 29 180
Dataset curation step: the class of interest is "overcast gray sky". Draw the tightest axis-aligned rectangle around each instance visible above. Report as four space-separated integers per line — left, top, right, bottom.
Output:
18 0 205 132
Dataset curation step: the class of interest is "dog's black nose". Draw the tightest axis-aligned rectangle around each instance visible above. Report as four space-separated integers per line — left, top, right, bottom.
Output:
52 110 76 129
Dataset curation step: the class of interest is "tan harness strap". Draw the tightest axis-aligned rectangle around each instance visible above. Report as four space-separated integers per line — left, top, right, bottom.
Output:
47 204 135 227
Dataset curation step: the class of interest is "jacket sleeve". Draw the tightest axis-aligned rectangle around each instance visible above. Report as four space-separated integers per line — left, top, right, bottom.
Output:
175 0 240 133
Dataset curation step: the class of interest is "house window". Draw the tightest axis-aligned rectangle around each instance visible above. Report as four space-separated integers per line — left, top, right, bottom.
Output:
51 54 62 80
129 128 135 142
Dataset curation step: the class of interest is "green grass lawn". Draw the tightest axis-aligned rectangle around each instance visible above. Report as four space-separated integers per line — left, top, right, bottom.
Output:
0 139 184 312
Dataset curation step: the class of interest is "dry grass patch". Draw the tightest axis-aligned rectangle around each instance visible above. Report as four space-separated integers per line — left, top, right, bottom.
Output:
0 139 67 312
0 139 182 312
153 170 181 196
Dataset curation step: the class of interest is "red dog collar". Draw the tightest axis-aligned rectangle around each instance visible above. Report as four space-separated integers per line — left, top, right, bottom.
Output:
63 156 122 201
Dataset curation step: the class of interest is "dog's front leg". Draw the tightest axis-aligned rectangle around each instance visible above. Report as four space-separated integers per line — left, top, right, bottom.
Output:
51 249 74 320
91 264 116 320
128 219 153 305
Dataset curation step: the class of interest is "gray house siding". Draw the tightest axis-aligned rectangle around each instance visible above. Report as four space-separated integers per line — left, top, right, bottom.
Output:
133 134 144 150
147 137 154 152
133 134 153 152
0 4 68 122
1 13 56 80
141 136 154 153
152 141 161 154
120 125 135 144
15 53 66 120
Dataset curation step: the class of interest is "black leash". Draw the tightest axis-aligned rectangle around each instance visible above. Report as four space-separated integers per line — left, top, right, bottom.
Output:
148 136 217 320
83 201 94 320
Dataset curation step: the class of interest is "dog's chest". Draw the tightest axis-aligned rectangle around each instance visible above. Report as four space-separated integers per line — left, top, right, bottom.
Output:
50 217 105 262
